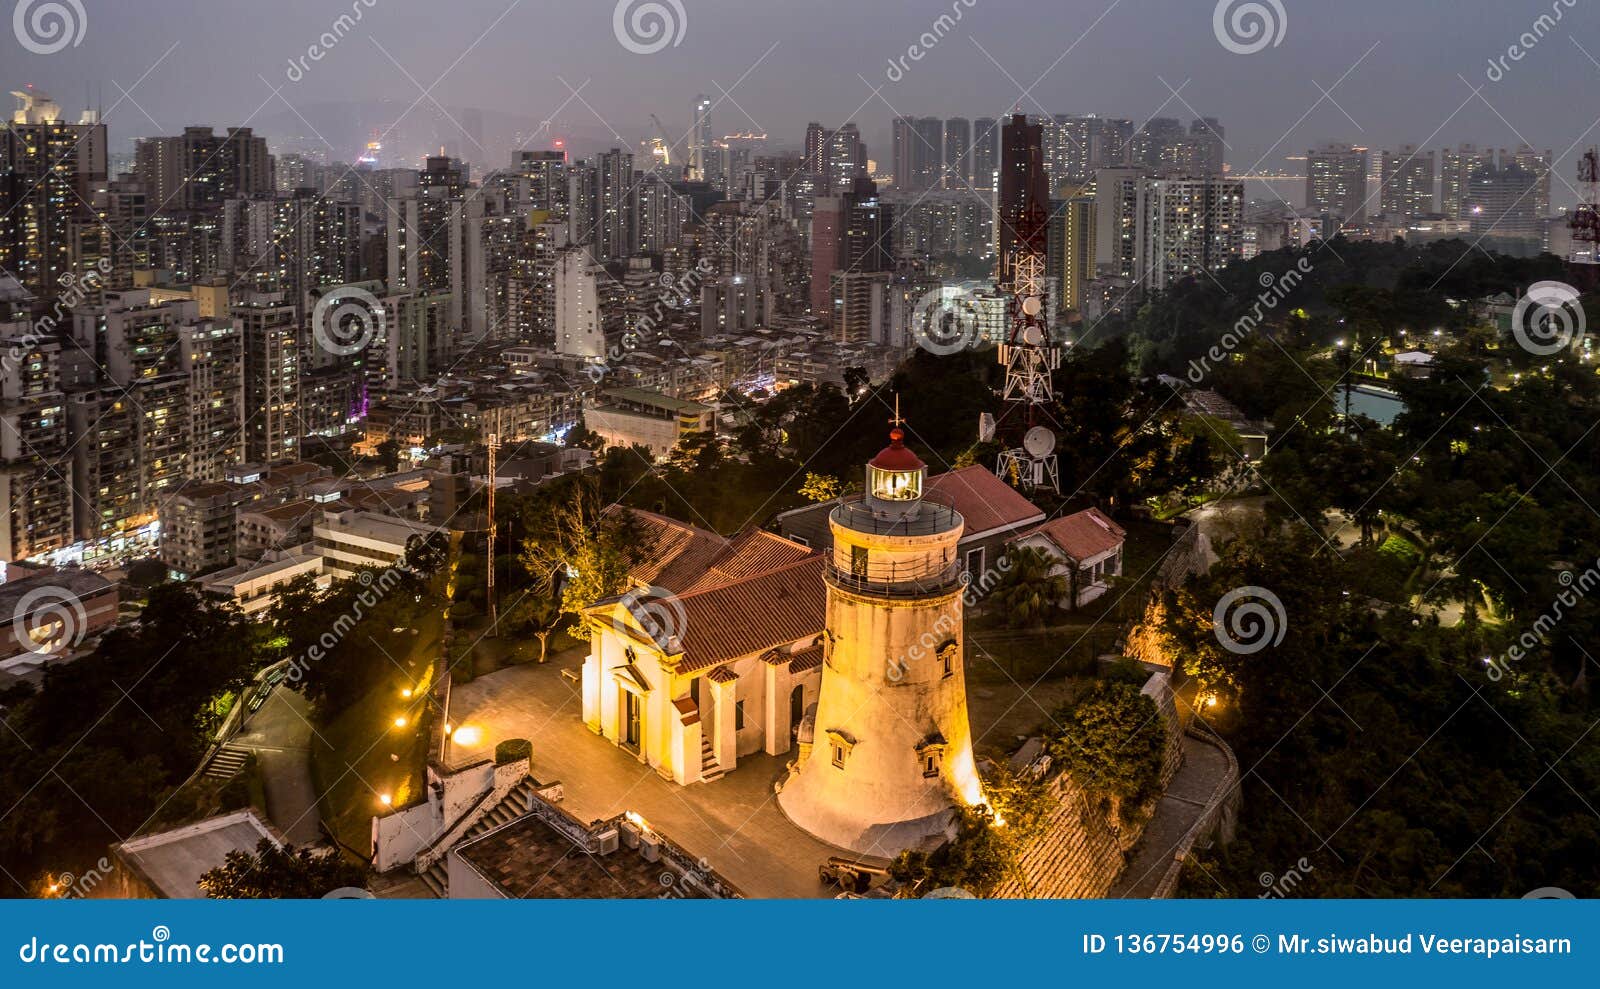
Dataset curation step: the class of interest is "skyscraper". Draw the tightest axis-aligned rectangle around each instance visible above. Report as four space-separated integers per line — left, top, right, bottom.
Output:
996 113 1049 292
1380 146 1436 217
1306 142 1370 228
1440 144 1492 219
690 95 714 182
971 118 1000 189
1 90 107 298
893 116 944 192
943 117 972 189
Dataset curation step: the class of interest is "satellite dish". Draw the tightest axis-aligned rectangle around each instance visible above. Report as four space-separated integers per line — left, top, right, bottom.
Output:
1021 296 1043 317
978 412 997 443
1023 426 1057 459
1021 324 1046 347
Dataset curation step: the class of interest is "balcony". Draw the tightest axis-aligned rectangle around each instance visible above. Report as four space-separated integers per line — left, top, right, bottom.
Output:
825 557 966 599
829 496 962 539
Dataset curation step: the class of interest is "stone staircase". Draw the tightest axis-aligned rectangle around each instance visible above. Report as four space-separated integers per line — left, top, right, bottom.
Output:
699 734 724 783
418 779 538 898
202 745 250 781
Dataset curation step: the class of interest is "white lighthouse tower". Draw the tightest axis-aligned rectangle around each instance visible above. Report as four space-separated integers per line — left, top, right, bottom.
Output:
777 420 984 856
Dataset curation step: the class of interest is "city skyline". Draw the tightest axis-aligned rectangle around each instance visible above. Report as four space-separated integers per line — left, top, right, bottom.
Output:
5 0 1599 205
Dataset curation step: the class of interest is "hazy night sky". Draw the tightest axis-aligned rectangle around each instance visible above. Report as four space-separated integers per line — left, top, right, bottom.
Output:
6 0 1600 202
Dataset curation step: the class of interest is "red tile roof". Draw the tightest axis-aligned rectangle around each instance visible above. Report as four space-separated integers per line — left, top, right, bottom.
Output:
1022 508 1126 563
685 528 814 593
673 557 827 673
926 465 1045 536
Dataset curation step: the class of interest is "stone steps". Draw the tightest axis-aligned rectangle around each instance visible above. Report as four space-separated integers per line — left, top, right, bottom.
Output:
420 779 537 898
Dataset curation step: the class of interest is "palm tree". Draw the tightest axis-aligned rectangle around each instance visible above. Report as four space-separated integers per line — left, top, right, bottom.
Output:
989 546 1069 629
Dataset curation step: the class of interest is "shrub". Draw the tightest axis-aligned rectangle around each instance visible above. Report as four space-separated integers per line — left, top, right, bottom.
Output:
494 738 531 766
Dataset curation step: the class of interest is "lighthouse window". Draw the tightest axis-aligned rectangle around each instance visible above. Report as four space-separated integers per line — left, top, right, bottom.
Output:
870 466 921 502
851 544 869 578
831 743 847 769
923 754 939 778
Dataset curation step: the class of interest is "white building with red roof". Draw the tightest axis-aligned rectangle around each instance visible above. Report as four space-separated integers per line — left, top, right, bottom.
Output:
580 512 825 786
1009 508 1127 609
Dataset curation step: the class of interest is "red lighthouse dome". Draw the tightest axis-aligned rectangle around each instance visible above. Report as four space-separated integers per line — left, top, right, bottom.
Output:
868 428 925 472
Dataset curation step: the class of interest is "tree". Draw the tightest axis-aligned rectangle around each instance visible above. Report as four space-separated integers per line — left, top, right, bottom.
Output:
199 839 367 899
988 546 1067 627
520 479 652 639
1048 680 1167 804
798 472 842 503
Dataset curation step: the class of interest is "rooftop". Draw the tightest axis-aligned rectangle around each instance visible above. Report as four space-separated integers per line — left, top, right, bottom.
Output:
113 810 279 899
1021 508 1127 563
454 804 732 899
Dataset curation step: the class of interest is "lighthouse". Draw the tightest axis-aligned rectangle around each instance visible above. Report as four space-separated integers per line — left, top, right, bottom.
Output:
777 421 984 856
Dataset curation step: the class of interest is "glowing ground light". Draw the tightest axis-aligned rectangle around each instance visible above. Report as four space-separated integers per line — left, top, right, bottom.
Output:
378 794 392 806
452 726 483 746
393 716 408 728
401 688 413 699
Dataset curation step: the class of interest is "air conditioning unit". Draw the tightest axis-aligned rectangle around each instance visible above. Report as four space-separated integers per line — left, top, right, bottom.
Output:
594 827 620 855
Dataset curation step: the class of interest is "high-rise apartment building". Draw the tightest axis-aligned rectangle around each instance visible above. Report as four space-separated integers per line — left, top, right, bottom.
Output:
1306 142 1371 228
1380 146 1436 217
996 114 1050 292
1 90 108 299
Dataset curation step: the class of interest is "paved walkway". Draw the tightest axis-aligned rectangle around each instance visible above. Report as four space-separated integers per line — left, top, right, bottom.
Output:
1108 731 1235 898
233 687 320 845
445 652 843 898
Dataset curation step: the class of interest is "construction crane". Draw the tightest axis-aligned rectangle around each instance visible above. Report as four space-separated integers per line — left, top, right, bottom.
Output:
649 114 677 168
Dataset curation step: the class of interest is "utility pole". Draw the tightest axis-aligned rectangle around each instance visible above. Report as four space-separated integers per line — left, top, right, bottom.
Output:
486 411 500 637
